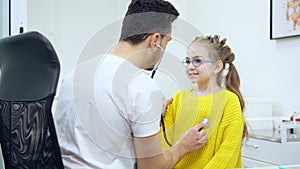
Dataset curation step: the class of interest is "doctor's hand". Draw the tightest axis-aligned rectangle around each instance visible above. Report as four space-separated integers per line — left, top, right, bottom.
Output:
161 98 173 118
175 122 208 154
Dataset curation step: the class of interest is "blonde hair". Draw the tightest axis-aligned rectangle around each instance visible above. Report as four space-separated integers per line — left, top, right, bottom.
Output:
190 35 248 140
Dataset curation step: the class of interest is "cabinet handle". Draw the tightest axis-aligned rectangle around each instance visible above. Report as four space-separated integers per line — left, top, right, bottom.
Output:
245 143 259 149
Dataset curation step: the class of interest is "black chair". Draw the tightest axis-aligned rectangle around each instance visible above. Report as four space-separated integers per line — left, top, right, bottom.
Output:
0 31 64 169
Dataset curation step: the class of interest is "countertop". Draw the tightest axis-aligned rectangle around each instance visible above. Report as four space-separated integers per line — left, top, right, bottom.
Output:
249 128 300 143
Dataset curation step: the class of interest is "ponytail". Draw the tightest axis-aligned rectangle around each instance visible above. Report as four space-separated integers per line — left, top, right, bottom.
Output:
225 63 248 140
225 63 244 111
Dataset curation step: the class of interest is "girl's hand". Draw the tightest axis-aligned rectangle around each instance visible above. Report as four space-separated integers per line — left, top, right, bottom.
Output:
162 98 173 117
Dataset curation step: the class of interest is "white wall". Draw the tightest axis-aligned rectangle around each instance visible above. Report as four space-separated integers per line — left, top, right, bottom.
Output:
28 0 131 75
0 0 9 37
27 0 300 117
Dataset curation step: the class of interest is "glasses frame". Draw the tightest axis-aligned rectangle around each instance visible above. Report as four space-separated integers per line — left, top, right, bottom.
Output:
182 56 217 68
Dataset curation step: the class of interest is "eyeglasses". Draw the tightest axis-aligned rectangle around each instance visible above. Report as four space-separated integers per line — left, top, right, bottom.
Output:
182 56 217 68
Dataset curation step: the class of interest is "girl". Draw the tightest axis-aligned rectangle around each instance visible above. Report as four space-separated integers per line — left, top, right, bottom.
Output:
161 35 248 169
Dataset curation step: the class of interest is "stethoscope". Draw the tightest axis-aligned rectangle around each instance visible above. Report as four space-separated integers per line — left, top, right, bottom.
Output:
161 116 210 147
151 43 210 147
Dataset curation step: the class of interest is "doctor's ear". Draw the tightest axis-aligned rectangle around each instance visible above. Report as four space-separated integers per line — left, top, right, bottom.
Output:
149 33 161 47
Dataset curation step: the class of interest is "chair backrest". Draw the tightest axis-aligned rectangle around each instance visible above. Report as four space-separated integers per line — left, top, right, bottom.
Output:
0 31 60 100
0 31 64 169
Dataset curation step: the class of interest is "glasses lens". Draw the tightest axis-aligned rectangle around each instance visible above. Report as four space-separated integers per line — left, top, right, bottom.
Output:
192 57 202 67
182 58 190 67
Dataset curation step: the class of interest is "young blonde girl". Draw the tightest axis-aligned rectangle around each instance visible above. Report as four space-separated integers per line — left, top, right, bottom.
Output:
161 35 248 169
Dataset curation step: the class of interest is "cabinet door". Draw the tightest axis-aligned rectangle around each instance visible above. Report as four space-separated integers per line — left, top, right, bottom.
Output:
242 157 275 168
242 138 300 165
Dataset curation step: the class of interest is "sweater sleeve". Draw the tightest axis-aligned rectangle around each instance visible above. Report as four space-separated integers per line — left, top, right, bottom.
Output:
204 94 244 169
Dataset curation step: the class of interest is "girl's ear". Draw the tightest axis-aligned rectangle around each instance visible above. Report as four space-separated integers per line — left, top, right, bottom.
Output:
214 60 224 74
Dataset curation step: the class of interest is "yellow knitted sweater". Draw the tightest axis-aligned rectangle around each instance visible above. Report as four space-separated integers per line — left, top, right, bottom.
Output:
160 88 244 169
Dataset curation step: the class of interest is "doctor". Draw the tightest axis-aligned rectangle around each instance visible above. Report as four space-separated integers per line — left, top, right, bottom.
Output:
54 0 208 169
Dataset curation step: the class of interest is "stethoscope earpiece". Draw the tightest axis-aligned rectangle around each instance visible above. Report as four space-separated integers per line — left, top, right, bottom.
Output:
154 43 163 51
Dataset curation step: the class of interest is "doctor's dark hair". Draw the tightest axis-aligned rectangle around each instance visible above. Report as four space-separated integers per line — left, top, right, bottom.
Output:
120 0 179 44
191 35 248 140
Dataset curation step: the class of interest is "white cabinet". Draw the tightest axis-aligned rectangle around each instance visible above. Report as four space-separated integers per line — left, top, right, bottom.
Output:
242 137 300 167
242 157 274 168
